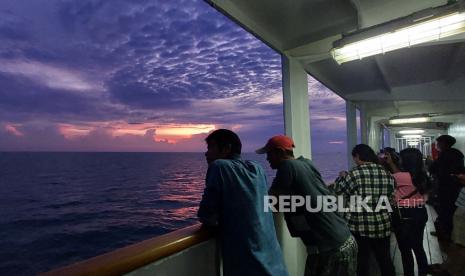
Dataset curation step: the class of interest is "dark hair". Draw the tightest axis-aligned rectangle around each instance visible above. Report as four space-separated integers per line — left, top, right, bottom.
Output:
382 147 396 154
382 147 400 173
436 135 456 148
205 129 242 155
399 148 428 194
352 144 378 163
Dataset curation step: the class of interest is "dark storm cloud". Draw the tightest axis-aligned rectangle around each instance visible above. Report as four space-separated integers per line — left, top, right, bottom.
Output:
0 73 91 115
0 23 29 41
108 81 191 110
0 71 125 123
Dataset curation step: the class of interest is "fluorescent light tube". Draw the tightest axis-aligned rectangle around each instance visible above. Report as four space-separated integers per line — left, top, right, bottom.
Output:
331 12 465 64
389 117 430 124
399 129 425 134
403 134 422 138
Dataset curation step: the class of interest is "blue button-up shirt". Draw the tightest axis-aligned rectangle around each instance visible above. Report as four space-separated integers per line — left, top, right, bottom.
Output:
198 155 288 276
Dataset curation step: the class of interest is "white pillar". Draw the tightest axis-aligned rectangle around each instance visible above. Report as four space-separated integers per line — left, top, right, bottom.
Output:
282 56 311 158
346 101 357 169
279 54 309 276
368 116 384 152
390 132 397 151
360 105 369 144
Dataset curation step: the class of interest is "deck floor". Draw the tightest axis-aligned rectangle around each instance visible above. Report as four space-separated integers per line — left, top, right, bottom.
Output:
389 205 444 275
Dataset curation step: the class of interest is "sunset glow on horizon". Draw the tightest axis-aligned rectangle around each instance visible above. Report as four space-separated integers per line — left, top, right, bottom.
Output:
4 124 24 137
57 122 216 145
154 124 216 143
59 124 94 139
0 0 346 153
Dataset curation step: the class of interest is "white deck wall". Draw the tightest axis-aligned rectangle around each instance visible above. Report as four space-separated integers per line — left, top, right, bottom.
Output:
448 116 465 154
126 239 220 276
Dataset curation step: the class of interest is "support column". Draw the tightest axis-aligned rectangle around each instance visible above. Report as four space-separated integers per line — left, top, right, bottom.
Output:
390 132 397 151
368 116 383 152
360 104 369 144
282 56 311 157
280 54 309 276
346 101 357 169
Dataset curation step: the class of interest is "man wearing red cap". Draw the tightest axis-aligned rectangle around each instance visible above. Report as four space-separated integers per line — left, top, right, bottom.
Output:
257 135 357 276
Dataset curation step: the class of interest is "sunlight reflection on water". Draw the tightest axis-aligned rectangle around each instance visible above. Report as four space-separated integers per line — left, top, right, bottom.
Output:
0 151 345 275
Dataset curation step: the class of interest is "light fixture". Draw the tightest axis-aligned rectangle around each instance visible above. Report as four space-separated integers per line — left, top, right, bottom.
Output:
403 134 422 138
389 117 430 124
331 4 465 64
399 129 425 134
408 141 420 146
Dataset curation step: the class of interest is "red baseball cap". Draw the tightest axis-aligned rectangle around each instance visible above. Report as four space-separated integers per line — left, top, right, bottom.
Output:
256 135 295 154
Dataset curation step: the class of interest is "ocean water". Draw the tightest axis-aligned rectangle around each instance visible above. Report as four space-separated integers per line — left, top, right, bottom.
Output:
0 152 346 275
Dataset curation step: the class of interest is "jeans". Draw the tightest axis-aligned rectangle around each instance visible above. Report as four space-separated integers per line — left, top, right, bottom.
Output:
394 206 429 276
353 234 395 276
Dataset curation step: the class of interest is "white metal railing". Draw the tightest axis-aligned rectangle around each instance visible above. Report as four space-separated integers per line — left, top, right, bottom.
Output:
395 136 432 157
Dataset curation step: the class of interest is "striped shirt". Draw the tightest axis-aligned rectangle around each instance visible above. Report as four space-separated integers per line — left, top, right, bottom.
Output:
332 163 395 238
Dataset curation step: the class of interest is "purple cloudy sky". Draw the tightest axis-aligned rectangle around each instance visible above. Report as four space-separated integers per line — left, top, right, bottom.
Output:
0 0 346 153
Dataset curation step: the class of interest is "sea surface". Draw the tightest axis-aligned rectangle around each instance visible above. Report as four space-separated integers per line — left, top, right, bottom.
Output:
0 152 347 275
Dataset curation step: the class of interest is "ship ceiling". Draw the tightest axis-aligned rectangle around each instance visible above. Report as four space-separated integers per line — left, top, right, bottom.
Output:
205 0 465 113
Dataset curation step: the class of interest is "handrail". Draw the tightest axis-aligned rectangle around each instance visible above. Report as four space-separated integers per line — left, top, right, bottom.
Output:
40 223 215 276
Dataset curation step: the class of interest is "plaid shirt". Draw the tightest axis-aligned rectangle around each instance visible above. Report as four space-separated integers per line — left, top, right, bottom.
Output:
332 163 395 238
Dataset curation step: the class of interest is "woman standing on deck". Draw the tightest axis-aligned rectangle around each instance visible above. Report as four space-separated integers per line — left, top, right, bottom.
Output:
333 144 395 276
384 147 429 276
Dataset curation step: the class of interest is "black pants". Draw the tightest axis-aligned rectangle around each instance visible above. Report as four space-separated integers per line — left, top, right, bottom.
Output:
353 234 395 276
394 206 429 276
437 179 461 237
437 201 457 238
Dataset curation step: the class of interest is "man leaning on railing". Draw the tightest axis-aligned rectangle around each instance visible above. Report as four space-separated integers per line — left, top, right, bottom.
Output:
198 129 288 276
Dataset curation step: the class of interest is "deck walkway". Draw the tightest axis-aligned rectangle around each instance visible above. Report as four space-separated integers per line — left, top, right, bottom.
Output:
368 205 444 275
389 205 444 275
